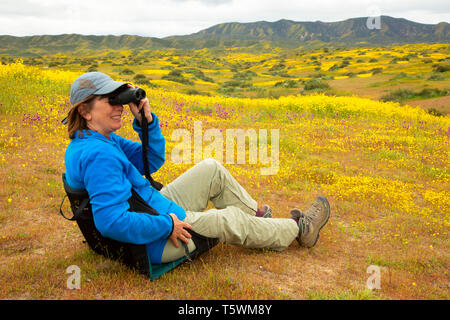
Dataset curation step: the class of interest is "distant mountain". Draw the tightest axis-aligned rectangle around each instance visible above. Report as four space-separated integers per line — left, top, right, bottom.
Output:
0 16 448 56
0 34 172 56
170 16 449 44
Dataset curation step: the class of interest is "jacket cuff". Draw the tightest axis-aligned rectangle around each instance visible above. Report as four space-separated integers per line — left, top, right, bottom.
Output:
169 214 174 237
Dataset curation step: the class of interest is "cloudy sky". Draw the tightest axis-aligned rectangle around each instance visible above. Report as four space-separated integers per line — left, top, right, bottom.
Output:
1 0 449 38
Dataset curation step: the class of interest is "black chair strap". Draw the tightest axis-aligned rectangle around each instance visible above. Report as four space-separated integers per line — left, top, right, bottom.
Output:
59 194 90 221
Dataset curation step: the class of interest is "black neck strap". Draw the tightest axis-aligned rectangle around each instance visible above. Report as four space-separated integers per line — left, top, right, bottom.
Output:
139 108 163 191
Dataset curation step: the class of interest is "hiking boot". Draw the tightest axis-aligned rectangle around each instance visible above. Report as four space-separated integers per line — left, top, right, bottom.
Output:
291 196 330 248
256 205 272 218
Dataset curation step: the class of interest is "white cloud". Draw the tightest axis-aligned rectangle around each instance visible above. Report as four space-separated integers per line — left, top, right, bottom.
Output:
0 0 448 37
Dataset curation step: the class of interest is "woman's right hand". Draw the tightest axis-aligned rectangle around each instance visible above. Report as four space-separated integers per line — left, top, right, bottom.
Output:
126 84 153 124
168 213 193 248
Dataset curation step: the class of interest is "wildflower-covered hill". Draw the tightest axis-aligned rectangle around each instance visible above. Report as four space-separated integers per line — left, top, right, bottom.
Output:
0 61 449 299
6 43 448 115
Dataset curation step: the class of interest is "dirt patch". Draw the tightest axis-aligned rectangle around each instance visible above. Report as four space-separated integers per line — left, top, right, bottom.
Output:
406 96 450 114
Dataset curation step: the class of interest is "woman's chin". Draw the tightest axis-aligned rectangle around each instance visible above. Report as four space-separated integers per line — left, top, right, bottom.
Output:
113 121 122 131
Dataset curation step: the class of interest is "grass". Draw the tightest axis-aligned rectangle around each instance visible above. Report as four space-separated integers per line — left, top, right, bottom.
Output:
305 289 380 300
0 56 449 300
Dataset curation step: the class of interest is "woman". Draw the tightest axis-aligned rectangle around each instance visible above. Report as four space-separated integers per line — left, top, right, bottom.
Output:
64 72 331 266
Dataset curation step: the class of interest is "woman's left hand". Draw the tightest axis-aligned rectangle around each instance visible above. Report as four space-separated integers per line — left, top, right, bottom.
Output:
127 85 153 124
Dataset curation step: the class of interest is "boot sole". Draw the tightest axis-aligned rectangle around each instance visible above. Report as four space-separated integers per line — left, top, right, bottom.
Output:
306 196 331 248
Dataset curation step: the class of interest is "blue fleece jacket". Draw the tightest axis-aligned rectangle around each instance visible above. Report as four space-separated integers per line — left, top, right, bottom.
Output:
64 113 186 264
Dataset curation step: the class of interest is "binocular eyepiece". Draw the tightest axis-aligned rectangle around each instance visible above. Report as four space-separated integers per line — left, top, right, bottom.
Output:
108 87 146 106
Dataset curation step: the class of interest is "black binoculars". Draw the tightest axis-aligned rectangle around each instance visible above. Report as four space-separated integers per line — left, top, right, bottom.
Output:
108 87 146 106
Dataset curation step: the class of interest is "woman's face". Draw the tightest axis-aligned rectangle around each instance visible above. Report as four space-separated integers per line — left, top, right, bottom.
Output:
82 96 123 137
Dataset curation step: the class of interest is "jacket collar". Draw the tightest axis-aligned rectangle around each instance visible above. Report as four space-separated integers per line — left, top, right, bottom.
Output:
75 129 114 143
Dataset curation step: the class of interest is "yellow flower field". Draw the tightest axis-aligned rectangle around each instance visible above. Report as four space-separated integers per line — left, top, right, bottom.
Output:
0 61 449 299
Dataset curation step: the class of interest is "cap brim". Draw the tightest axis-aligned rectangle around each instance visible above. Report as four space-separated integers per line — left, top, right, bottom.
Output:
95 81 127 95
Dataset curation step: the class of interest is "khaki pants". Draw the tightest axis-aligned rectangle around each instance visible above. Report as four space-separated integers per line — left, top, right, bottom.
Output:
159 158 299 263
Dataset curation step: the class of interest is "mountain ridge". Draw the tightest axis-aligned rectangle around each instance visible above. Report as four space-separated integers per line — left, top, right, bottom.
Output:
0 16 448 56
170 16 448 43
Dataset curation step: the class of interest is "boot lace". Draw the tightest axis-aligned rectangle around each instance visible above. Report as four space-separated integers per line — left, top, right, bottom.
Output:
300 201 322 234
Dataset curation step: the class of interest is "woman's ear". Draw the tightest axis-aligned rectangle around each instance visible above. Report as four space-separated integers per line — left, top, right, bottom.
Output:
78 104 92 121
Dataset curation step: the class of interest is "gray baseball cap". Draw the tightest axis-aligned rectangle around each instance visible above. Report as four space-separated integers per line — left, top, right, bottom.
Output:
70 72 127 106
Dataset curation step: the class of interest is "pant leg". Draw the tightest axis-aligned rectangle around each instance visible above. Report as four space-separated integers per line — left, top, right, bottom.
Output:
160 158 258 215
184 206 299 251
161 207 299 262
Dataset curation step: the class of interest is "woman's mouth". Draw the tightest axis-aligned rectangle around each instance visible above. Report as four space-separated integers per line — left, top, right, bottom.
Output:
111 114 121 120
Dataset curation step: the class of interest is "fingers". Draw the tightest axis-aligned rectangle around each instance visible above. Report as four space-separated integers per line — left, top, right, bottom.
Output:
128 101 138 113
132 98 152 122
181 225 192 239
169 213 193 247
177 229 192 245
169 227 191 248
177 222 192 242
141 99 153 123
170 235 180 248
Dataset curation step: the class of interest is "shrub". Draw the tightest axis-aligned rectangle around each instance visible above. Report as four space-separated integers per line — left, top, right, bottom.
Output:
134 75 155 86
87 65 98 72
328 64 340 71
433 64 450 73
161 75 194 85
221 80 252 88
186 89 200 95
233 71 256 81
417 88 449 98
370 68 383 74
133 74 146 80
168 69 182 77
144 81 159 88
340 60 350 68
119 68 135 75
380 89 415 103
427 108 445 117
269 63 285 72
184 68 203 78
380 88 448 103
309 73 326 79
274 79 299 88
161 69 195 85
428 73 446 81
303 79 330 91
343 72 356 78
